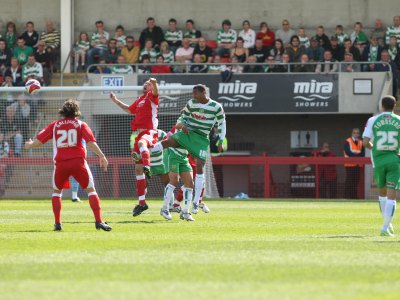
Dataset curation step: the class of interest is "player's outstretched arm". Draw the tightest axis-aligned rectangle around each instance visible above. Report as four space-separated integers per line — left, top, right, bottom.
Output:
109 92 131 114
149 77 159 96
87 141 108 171
24 138 43 149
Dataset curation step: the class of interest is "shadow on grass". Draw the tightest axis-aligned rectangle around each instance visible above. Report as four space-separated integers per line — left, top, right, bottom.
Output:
326 235 367 239
373 240 400 243
63 221 93 224
115 220 168 224
14 229 53 233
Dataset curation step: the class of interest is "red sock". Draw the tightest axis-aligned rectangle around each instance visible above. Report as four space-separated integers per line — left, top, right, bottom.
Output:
140 150 151 167
88 192 103 223
52 193 62 224
176 186 183 202
136 175 147 205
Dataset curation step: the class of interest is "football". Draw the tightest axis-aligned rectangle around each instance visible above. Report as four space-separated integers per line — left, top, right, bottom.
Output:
25 79 41 95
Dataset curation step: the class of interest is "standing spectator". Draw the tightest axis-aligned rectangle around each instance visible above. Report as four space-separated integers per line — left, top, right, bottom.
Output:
4 57 23 86
275 19 295 47
230 37 248 63
239 20 256 49
293 53 315 72
329 36 345 61
374 50 399 98
175 37 194 72
343 38 362 62
22 55 43 84
313 143 337 199
306 37 324 62
184 19 202 47
351 22 368 53
111 56 133 75
87 20 110 66
243 55 263 73
11 93 31 142
192 37 213 63
285 35 305 62
92 58 111 74
73 32 90 71
139 17 164 49
369 19 386 48
1 105 23 157
139 38 159 63
164 18 183 54
216 19 237 57
249 38 268 63
340 52 361 72
315 50 338 73
297 27 310 48
105 38 120 64
189 54 207 73
4 22 18 50
138 54 151 74
21 21 39 49
34 41 52 86
256 22 274 51
269 39 285 62
344 128 365 199
315 25 331 50
13 37 33 65
362 37 383 71
334 25 349 46
121 35 140 65
386 36 400 66
113 25 126 49
159 41 175 64
40 21 60 70
151 55 171 74
0 39 12 75
385 16 400 47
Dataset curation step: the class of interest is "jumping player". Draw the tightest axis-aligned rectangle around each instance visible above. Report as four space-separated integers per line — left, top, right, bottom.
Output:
110 78 159 217
363 95 399 237
24 99 111 231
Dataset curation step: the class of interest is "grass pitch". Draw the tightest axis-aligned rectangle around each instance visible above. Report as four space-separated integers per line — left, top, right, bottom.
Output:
0 199 399 300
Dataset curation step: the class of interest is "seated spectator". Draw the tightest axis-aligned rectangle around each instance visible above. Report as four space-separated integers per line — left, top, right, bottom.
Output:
207 55 226 73
230 37 248 63
386 36 400 67
275 19 295 47
340 52 361 72
87 20 110 66
192 37 213 63
0 76 15 118
265 55 288 73
151 55 172 74
243 55 263 73
1 105 23 157
138 55 152 74
315 50 338 73
374 50 399 97
285 35 305 62
385 16 400 47
228 56 243 74
249 38 268 63
0 132 10 159
92 58 111 74
11 93 31 141
0 39 12 75
4 22 18 50
73 32 90 72
40 21 60 70
13 37 33 65
139 17 164 49
343 38 362 61
121 36 140 66
239 20 256 49
34 41 52 86
297 27 310 48
369 19 386 48
315 25 331 50
175 37 194 72
216 19 237 57
293 53 315 72
269 39 285 62
105 38 120 64
22 55 43 85
21 21 39 49
159 41 175 64
114 25 126 49
306 37 324 62
189 54 207 73
362 37 383 71
164 18 182 54
256 22 274 51
111 55 133 74
351 22 368 49
4 57 23 86
184 19 202 47
279 53 290 72
329 36 345 61
334 25 349 46
139 38 159 63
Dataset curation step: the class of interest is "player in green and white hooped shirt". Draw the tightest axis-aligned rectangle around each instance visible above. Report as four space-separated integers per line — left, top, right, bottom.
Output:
151 84 226 220
363 96 399 237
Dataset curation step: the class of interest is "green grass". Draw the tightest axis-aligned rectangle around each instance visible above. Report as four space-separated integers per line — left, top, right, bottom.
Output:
0 199 400 300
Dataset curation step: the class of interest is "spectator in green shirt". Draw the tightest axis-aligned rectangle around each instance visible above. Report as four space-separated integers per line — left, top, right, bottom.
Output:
13 37 33 65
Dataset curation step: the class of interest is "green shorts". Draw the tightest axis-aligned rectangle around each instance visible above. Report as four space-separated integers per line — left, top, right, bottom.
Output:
150 149 170 176
373 162 400 189
172 130 209 161
168 149 192 174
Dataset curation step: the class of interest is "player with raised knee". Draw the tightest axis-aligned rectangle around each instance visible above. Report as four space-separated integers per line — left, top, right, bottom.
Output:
363 95 399 237
110 78 159 217
24 99 111 231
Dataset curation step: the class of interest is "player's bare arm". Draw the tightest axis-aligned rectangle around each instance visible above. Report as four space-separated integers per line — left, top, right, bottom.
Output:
87 141 108 171
110 92 131 114
362 137 373 149
149 77 159 96
24 138 43 149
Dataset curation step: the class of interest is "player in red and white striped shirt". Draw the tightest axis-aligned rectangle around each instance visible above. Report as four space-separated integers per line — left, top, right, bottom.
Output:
110 78 159 216
25 99 111 231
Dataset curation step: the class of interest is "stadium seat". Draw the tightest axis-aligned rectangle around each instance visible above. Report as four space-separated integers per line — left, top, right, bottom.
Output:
206 40 218 49
133 41 141 47
220 57 231 63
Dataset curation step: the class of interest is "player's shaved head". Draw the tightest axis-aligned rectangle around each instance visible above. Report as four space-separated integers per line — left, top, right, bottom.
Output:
381 95 396 111
193 84 206 93
59 98 81 118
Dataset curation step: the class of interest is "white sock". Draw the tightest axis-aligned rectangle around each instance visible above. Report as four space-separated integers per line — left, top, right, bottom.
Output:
378 196 387 219
150 142 163 153
193 173 205 206
382 199 396 231
163 184 175 210
169 191 175 209
72 191 78 199
183 187 193 213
